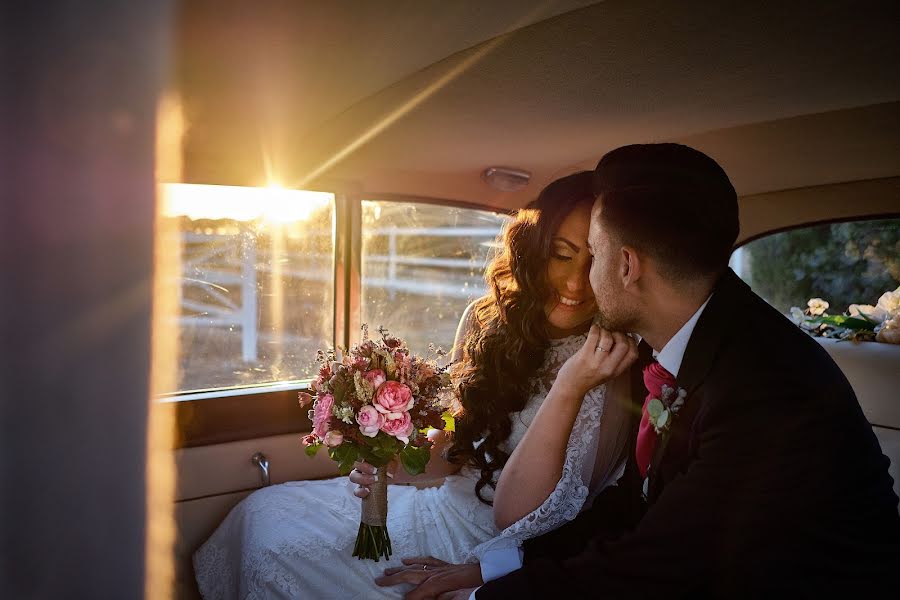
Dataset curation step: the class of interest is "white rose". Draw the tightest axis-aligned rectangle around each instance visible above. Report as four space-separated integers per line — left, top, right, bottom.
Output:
848 304 889 323
875 287 900 318
807 298 829 316
875 315 900 344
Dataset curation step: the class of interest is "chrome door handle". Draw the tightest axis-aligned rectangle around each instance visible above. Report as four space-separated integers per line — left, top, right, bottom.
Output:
251 452 271 487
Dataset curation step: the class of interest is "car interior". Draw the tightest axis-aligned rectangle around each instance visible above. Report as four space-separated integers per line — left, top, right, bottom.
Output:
4 1 898 598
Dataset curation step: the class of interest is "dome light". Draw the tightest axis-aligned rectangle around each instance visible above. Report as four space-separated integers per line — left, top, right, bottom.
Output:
481 166 531 192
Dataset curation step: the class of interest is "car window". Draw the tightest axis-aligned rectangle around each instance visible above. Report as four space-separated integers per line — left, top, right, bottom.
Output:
160 183 335 393
360 200 508 357
732 218 900 315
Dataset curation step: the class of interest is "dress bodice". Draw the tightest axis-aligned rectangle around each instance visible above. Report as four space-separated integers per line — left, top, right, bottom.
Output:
501 332 591 454
465 330 623 562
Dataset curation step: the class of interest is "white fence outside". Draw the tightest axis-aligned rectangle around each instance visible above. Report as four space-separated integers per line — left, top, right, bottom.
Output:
179 226 501 362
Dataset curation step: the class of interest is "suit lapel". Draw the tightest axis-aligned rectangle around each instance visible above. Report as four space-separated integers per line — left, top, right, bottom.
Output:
646 269 747 501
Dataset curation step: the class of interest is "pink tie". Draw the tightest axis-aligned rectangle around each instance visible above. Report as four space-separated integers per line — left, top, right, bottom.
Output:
636 360 676 478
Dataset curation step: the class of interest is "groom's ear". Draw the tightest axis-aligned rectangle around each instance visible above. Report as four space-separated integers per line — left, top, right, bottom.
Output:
620 246 643 288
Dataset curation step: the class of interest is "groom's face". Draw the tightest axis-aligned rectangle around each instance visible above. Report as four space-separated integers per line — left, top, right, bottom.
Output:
588 198 634 331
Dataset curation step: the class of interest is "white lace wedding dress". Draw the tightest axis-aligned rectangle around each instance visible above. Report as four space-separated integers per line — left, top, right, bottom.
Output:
193 333 628 599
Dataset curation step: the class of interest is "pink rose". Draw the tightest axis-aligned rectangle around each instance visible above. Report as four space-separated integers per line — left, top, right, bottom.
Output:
364 368 387 390
381 411 415 444
323 430 344 447
373 380 414 415
298 391 313 408
301 434 318 446
312 393 334 438
357 405 384 438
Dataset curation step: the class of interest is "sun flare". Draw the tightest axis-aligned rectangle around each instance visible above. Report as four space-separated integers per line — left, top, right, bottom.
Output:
160 182 333 224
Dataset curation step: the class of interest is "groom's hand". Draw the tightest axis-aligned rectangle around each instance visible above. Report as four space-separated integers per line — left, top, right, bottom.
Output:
435 589 478 600
374 556 482 599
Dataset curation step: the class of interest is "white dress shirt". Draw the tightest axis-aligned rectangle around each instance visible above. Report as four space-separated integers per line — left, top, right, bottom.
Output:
470 296 712 599
655 295 711 378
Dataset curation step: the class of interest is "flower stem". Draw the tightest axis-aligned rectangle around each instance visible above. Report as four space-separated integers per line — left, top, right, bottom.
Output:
352 523 392 560
352 476 392 560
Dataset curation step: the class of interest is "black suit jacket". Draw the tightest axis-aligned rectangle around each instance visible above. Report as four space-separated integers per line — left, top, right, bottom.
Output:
479 269 900 598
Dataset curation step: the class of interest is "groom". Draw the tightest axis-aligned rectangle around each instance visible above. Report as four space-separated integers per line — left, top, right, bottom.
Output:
396 144 900 598
472 143 900 597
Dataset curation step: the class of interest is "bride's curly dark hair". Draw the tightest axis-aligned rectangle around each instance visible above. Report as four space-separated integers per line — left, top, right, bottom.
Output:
446 171 595 504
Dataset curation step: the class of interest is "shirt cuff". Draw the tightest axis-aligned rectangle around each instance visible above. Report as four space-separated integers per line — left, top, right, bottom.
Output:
479 546 524 582
469 589 479 600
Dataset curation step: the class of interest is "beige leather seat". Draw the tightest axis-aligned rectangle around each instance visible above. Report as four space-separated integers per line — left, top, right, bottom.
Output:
818 338 900 500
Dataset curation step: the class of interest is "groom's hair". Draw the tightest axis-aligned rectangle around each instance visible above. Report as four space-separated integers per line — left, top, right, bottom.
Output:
593 143 738 281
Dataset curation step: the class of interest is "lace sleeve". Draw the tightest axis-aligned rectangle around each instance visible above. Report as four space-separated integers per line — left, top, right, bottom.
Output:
464 385 607 562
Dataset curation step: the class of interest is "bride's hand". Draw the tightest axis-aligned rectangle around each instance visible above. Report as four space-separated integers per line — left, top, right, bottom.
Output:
556 324 638 397
374 556 482 599
349 460 394 498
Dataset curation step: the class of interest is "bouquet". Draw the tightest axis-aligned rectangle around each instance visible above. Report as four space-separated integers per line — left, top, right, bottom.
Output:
300 325 454 560
790 286 900 344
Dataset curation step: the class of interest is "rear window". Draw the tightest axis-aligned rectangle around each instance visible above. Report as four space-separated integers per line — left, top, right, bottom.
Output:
732 218 900 314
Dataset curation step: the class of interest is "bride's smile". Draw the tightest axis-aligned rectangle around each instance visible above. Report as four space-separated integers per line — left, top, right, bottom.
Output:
544 201 598 338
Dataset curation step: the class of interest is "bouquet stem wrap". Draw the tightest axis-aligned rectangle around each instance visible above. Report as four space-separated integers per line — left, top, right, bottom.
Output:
353 475 392 560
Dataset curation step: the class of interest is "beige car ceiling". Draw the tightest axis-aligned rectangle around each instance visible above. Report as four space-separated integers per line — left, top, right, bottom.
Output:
175 1 900 239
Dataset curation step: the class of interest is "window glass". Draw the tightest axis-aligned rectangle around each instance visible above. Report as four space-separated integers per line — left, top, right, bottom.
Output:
361 201 508 356
160 183 334 393
732 218 900 314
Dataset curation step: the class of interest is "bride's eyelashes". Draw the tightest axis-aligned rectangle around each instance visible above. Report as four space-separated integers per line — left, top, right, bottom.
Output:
551 252 573 261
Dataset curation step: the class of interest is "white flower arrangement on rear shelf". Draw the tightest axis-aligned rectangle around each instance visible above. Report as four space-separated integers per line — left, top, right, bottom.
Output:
790 287 900 344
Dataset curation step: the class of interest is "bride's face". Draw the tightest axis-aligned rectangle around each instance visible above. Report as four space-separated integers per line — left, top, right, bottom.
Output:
543 202 598 338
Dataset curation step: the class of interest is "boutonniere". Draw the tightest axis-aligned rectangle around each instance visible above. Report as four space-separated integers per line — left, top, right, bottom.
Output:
646 384 687 434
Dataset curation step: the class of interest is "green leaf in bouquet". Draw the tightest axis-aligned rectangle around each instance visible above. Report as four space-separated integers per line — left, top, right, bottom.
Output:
399 444 431 476
358 434 400 467
647 398 664 420
329 443 360 475
833 316 876 330
810 315 876 331
305 443 322 458
367 445 397 466
441 411 455 433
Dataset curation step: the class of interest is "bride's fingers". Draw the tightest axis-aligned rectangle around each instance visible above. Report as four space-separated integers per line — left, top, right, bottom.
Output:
349 469 375 486
402 556 448 567
610 337 639 377
353 461 377 475
352 485 370 499
594 327 614 356
353 461 378 475
584 323 601 350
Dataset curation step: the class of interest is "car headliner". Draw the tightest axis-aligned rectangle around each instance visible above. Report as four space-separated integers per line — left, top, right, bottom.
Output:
174 0 900 242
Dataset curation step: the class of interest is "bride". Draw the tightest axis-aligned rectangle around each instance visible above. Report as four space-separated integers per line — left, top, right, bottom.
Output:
193 171 639 599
